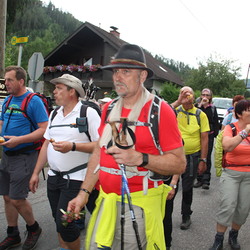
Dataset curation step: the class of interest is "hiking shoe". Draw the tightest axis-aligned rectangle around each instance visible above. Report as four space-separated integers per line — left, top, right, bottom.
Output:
209 234 224 250
0 235 21 250
180 215 191 230
193 181 202 188
202 183 210 190
228 230 241 249
22 227 42 250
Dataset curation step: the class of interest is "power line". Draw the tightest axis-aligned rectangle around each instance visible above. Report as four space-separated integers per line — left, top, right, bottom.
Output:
179 0 208 31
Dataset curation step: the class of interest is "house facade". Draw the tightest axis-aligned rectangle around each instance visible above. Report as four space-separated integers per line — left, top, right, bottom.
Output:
43 22 184 100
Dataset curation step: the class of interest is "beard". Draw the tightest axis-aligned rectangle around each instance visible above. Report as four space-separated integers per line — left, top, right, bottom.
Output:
114 82 128 97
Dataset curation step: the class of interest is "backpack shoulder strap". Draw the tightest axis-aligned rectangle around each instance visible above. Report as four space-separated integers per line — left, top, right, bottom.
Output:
3 95 13 113
229 123 237 136
21 92 35 118
80 104 92 142
149 95 161 151
80 104 88 117
104 98 119 122
211 105 216 115
177 106 201 126
195 108 201 126
50 106 61 123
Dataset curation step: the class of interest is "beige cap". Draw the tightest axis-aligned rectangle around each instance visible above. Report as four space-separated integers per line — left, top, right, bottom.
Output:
50 74 85 98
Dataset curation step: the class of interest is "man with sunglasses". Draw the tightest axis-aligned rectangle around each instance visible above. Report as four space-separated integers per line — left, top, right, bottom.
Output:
194 88 219 190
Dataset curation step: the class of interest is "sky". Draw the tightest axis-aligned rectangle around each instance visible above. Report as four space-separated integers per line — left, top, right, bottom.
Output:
43 0 250 79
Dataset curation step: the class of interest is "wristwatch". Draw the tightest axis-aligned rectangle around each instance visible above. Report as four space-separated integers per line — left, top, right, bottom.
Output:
138 153 149 167
170 184 177 189
199 158 207 163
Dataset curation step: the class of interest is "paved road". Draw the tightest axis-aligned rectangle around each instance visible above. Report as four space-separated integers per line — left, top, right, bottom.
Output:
1 161 250 249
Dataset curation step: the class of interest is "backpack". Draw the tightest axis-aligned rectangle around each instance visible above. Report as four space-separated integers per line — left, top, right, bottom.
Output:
4 92 50 151
104 95 173 181
50 101 100 142
214 123 236 177
81 100 101 117
176 106 201 126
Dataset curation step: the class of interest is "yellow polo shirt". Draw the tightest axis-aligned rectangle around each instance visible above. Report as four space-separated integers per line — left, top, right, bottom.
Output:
177 105 209 155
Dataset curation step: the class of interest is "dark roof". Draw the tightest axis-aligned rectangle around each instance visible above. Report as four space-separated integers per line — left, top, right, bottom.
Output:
45 22 184 86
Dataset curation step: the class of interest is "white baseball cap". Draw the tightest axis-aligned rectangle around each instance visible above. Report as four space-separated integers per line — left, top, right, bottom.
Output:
99 97 112 103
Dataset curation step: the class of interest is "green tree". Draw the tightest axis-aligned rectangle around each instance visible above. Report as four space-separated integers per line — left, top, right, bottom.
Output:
6 0 82 68
160 83 180 103
185 55 245 97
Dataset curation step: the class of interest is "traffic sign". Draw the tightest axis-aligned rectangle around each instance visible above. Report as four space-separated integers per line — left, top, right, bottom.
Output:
28 52 44 80
11 36 29 45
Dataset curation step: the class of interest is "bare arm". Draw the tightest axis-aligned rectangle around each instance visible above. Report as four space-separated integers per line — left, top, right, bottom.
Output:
51 140 97 154
171 89 191 108
29 139 49 193
106 145 186 176
198 131 208 175
67 143 100 215
223 124 250 152
2 121 48 148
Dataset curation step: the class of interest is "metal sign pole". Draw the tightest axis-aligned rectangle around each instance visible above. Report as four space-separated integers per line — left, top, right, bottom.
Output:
17 44 23 66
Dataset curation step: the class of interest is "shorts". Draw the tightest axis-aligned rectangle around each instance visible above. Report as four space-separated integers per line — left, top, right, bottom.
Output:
47 175 82 242
0 151 38 200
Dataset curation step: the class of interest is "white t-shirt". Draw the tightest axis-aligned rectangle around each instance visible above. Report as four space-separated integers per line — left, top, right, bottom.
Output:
44 101 100 181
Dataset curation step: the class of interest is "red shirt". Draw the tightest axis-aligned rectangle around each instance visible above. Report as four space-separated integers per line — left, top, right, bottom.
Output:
98 99 183 194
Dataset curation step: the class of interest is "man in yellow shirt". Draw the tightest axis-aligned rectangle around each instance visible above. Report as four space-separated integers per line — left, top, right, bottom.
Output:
171 86 209 230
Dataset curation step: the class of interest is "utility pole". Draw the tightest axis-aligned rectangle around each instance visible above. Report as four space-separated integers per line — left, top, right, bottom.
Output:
0 0 7 78
245 64 250 89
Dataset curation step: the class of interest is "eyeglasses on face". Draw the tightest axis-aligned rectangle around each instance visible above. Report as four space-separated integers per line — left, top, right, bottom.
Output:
201 94 211 97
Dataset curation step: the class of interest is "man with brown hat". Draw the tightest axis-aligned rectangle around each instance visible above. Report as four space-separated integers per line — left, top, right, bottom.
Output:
68 44 186 250
29 74 100 250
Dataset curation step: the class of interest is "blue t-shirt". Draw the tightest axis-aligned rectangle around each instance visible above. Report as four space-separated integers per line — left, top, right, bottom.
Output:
1 92 48 152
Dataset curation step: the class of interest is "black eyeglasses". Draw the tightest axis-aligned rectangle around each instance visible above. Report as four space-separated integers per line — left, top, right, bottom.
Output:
201 94 210 97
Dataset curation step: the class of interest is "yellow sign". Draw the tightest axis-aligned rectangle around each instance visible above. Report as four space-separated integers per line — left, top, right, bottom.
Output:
11 36 29 45
11 36 17 45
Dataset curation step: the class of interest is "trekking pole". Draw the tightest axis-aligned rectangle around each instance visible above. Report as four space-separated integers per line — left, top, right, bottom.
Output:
109 120 142 250
42 168 46 180
120 163 142 250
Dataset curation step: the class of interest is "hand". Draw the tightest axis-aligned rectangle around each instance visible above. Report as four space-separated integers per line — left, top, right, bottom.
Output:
198 161 207 175
244 124 250 134
52 141 72 153
167 188 175 200
179 89 193 105
1 136 20 148
67 192 88 219
106 146 142 166
29 173 39 193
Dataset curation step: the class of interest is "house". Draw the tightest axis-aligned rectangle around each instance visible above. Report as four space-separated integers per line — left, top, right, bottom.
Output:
43 22 184 99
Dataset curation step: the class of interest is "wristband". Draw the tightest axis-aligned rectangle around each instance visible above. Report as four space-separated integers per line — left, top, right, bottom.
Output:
170 184 177 189
71 142 76 151
239 130 248 139
80 188 91 195
199 158 207 163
